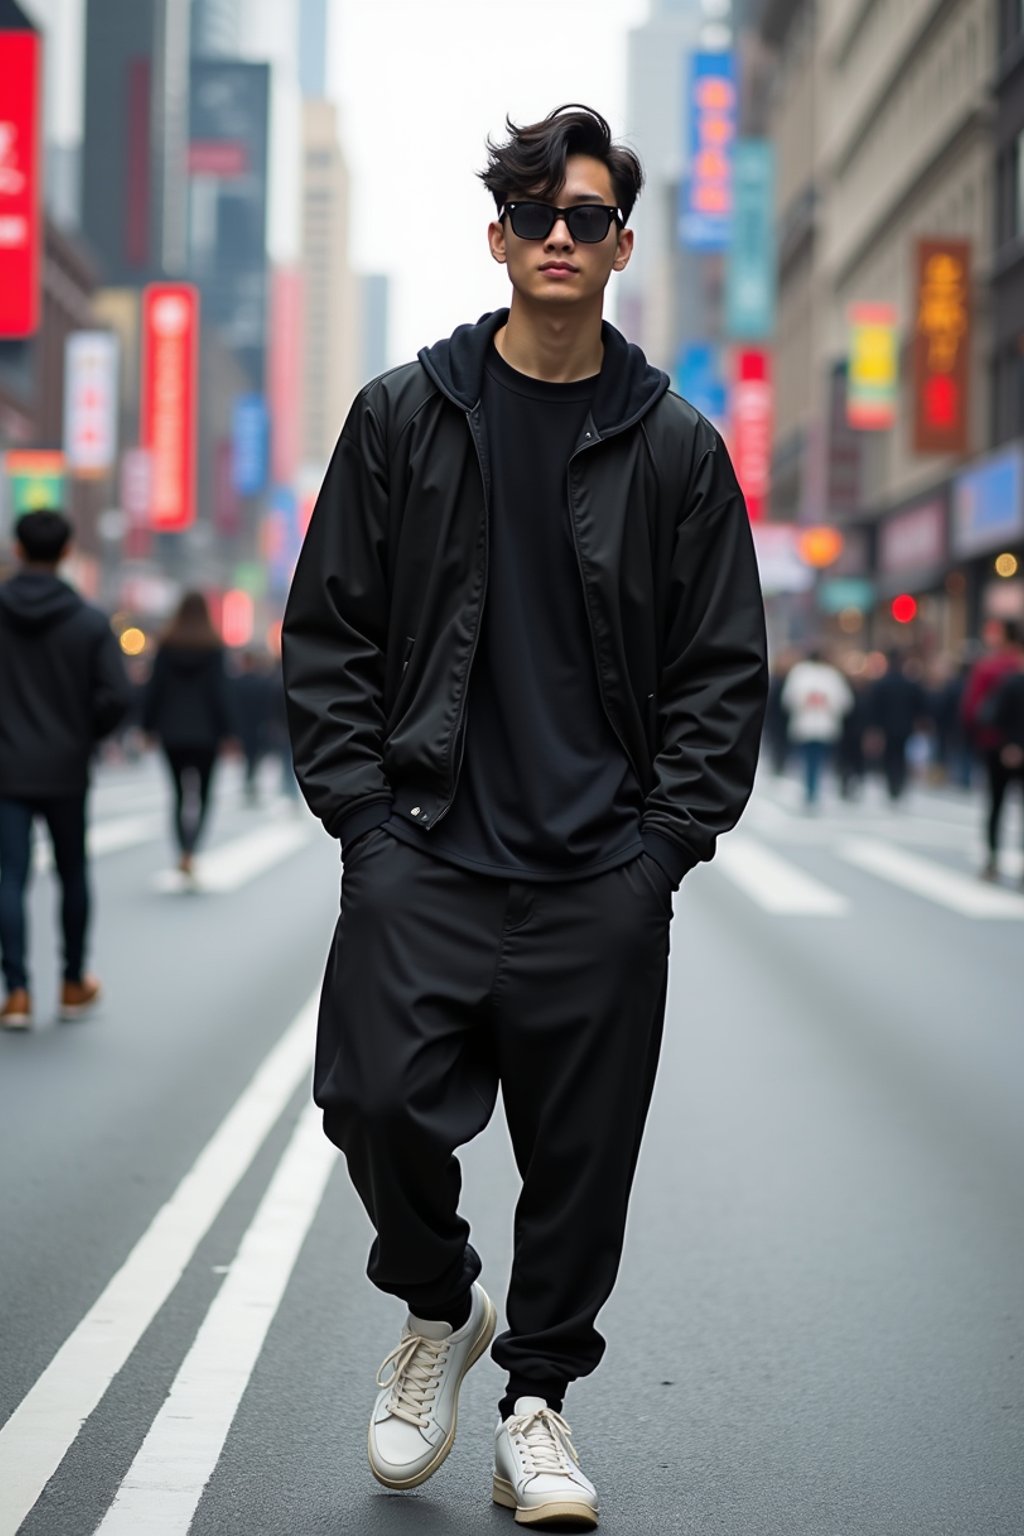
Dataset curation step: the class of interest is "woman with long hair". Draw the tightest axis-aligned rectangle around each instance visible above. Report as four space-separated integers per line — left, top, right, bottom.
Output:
143 592 234 879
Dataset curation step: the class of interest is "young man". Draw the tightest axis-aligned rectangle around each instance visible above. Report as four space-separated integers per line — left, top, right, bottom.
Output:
283 105 767 1526
0 510 131 1028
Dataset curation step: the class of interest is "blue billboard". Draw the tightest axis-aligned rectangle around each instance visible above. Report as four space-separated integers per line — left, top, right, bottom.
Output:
231 394 269 496
679 51 736 250
952 444 1024 558
674 343 727 426
725 140 776 340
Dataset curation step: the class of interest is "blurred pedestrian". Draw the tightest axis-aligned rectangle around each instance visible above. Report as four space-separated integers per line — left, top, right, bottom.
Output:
781 647 854 806
961 619 1022 764
0 510 132 1029
231 651 274 805
764 647 798 776
924 653 972 788
835 663 870 800
867 650 926 802
143 592 234 881
283 103 767 1522
977 629 1024 883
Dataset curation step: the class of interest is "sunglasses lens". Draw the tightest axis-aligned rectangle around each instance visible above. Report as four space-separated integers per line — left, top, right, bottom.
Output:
568 206 614 242
509 203 554 240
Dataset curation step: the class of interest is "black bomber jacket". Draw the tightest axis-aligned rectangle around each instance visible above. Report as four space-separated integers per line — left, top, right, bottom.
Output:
282 309 768 884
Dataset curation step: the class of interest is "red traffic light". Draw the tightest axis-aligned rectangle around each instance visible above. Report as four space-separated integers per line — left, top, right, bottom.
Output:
891 594 918 624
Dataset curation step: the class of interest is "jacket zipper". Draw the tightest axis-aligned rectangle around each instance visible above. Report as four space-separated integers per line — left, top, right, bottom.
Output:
428 408 491 828
565 437 647 785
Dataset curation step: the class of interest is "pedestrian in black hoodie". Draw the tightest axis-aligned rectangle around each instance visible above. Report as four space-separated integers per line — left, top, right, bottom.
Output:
0 510 131 1029
143 592 234 881
980 633 1024 883
283 104 767 1522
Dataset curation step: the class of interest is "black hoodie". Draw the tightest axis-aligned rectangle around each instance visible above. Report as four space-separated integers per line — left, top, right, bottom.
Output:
283 310 768 881
142 643 234 752
0 571 132 798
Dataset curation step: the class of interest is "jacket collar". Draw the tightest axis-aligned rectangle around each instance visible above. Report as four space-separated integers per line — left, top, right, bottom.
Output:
417 309 669 438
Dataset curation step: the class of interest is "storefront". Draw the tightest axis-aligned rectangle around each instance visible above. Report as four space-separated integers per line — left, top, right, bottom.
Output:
951 442 1024 634
872 493 954 652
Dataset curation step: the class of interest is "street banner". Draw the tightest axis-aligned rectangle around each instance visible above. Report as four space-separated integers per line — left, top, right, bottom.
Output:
679 51 736 250
847 304 897 429
232 394 269 496
4 451 65 531
725 141 776 339
140 283 200 532
730 349 772 523
0 30 42 337
269 267 304 487
912 239 970 455
674 343 727 427
64 331 119 477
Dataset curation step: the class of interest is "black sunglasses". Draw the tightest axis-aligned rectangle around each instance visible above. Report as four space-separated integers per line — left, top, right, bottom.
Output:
501 201 623 244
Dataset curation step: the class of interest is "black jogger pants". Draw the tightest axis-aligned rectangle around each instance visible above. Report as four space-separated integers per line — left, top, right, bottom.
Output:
314 826 672 1394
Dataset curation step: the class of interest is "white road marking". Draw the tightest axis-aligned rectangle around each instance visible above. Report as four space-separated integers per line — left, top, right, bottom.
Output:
151 820 312 895
839 838 1024 919
0 995 318 1533
96 1105 334 1534
32 814 163 872
714 834 849 915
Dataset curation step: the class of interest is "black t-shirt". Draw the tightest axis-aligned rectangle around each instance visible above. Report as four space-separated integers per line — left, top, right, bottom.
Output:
390 344 644 880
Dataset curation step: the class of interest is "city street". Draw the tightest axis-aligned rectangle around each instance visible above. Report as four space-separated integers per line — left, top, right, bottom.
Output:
0 761 1020 1536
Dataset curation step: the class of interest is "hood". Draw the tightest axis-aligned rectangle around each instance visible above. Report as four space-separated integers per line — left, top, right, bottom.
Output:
0 572 84 634
417 309 670 438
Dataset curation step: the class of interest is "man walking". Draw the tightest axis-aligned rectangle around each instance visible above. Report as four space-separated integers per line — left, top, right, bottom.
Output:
0 511 131 1028
283 105 767 1526
781 646 854 808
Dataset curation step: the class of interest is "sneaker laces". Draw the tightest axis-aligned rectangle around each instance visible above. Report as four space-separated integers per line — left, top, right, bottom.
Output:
507 1405 580 1476
375 1331 451 1429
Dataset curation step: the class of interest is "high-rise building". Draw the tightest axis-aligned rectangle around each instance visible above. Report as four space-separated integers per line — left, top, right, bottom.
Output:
299 96 359 471
993 1 1024 446
299 0 328 99
191 0 242 56
81 0 192 282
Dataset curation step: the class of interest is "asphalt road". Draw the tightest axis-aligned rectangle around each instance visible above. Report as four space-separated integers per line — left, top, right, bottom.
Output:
0 758 1021 1536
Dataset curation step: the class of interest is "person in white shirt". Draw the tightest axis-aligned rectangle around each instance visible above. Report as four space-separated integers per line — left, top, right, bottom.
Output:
780 648 854 806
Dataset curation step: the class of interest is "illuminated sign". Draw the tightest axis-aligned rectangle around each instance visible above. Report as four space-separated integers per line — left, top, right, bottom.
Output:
729 349 772 522
680 52 736 250
725 140 775 339
140 284 199 532
847 305 897 429
5 450 65 522
912 239 970 455
64 332 119 477
0 31 42 337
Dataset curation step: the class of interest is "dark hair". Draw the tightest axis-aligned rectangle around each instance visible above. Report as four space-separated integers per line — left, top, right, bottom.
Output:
1003 619 1022 647
15 509 72 564
479 104 644 223
162 590 222 651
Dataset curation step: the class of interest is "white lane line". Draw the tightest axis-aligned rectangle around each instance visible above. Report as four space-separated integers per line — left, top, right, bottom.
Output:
96 1105 334 1534
151 821 312 895
32 814 163 872
714 834 849 915
838 838 1024 919
0 995 318 1534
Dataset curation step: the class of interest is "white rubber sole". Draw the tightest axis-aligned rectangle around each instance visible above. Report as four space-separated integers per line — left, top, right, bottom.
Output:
493 1474 599 1528
0 1014 32 1030
368 1290 497 1490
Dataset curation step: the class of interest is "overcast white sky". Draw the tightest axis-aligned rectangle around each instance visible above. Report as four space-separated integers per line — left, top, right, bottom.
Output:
328 0 651 363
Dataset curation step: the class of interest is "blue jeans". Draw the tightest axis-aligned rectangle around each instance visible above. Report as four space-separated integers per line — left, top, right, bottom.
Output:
801 741 830 805
0 796 90 992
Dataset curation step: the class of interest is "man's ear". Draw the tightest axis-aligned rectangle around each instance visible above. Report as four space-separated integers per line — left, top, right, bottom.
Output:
488 218 508 265
612 226 634 273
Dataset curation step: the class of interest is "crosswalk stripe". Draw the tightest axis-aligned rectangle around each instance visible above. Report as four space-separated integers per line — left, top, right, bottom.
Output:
95 1105 333 1534
0 996 317 1533
838 838 1024 919
151 820 313 894
32 814 163 872
714 834 848 915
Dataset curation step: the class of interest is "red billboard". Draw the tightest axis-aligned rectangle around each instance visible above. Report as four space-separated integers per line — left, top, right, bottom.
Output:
269 266 304 487
731 348 773 522
140 284 200 532
0 31 42 338
912 239 971 456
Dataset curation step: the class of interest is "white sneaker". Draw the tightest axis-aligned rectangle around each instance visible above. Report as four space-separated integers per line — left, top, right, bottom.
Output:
367 1281 496 1489
493 1397 599 1528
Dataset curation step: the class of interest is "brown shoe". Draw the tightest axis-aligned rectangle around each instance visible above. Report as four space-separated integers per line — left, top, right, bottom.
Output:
60 975 102 1022
1 989 32 1029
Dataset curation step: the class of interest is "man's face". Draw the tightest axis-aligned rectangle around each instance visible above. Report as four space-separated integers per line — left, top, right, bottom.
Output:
488 154 633 307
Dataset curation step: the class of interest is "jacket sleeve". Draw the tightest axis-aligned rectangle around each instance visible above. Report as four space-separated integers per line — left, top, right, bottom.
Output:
282 389 393 844
141 648 165 735
641 422 768 884
92 624 134 740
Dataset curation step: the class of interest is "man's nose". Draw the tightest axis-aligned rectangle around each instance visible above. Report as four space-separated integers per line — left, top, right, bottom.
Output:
544 215 574 247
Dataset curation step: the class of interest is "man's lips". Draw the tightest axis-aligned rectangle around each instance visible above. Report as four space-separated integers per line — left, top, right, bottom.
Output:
539 262 578 274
